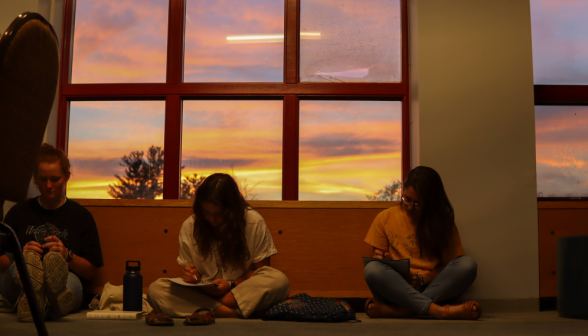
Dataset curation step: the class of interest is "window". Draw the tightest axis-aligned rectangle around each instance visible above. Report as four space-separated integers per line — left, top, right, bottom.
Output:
58 0 409 200
531 0 588 199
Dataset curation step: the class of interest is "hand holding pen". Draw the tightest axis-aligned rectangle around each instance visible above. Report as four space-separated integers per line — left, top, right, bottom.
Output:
181 265 201 284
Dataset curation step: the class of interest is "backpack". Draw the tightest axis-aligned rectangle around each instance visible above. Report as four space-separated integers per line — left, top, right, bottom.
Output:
262 293 359 322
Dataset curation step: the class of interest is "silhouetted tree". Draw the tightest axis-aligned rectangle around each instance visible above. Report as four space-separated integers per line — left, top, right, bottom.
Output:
180 173 206 200
108 146 164 199
366 180 402 201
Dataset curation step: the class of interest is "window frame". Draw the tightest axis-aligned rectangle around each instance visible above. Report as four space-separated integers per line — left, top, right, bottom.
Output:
534 85 588 201
56 0 410 200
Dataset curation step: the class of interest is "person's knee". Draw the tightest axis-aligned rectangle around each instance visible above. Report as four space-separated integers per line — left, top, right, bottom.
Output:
265 268 290 300
364 261 385 285
146 278 167 303
457 255 478 279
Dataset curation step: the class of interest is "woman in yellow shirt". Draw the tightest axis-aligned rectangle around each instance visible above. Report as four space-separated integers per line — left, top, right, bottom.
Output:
364 166 480 320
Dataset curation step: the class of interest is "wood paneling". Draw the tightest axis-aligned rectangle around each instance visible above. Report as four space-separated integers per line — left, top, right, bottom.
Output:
538 205 588 297
84 205 383 297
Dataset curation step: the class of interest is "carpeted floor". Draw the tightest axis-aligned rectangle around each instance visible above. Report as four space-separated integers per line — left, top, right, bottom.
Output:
1 310 588 336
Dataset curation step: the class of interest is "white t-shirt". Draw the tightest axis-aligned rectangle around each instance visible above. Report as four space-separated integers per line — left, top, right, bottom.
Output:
177 208 277 282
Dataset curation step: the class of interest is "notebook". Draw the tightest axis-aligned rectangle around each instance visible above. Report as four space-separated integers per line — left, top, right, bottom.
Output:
86 310 142 320
362 257 410 274
168 277 219 287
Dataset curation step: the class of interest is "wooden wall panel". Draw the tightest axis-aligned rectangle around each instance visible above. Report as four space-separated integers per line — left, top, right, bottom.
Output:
84 205 382 297
538 207 588 297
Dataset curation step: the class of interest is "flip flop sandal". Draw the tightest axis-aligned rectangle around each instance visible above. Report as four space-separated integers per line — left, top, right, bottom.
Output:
444 301 481 320
145 311 174 326
184 308 216 325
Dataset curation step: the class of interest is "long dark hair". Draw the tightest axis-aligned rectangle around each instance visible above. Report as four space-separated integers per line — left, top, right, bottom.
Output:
192 173 251 271
403 166 454 262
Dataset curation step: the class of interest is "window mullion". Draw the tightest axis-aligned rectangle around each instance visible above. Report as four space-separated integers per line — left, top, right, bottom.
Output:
163 95 182 199
166 0 186 84
283 95 299 200
284 0 300 84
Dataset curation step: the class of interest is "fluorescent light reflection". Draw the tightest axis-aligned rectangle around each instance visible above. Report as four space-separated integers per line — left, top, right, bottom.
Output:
227 32 321 44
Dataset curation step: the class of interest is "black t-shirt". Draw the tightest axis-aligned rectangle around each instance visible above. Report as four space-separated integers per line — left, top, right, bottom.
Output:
0 198 103 268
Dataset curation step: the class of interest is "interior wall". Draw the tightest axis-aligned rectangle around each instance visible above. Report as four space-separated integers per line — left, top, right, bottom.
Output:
416 0 538 300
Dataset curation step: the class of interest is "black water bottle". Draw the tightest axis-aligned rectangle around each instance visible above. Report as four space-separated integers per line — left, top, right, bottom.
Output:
123 261 143 311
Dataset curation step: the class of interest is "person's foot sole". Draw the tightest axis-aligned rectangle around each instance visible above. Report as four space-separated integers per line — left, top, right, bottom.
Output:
17 251 45 323
43 252 74 317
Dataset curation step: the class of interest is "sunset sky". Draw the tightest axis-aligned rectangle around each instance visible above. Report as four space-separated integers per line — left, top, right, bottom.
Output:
64 1 586 199
531 0 588 197
66 0 404 200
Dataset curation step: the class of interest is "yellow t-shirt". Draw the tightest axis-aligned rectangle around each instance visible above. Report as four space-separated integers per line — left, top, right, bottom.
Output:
364 205 465 284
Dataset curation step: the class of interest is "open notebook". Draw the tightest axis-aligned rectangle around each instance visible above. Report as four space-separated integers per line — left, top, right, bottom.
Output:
168 278 219 287
362 257 410 274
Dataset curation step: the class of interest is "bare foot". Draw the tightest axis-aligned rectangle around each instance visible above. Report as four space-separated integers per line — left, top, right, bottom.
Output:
365 299 412 318
212 304 241 318
427 301 480 320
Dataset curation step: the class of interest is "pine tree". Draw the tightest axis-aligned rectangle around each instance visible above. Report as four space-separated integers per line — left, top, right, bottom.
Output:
180 173 206 200
366 180 402 201
108 146 164 199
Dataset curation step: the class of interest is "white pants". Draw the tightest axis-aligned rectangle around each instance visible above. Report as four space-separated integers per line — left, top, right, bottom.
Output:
147 266 290 318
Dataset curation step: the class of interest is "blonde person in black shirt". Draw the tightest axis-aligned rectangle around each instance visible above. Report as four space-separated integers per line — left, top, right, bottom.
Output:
0 144 103 322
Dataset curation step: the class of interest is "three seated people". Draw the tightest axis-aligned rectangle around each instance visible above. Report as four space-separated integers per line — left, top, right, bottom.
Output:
0 144 479 322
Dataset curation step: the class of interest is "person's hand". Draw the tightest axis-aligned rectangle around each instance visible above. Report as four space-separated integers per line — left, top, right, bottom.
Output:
181 266 201 284
404 272 422 288
202 279 230 297
43 235 68 260
373 249 390 260
23 241 43 258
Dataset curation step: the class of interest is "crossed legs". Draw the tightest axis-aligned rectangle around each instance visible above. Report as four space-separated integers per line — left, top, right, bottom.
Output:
364 255 479 319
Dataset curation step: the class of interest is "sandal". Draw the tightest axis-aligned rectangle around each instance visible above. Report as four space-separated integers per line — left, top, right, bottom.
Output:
444 301 481 320
145 311 174 326
184 308 216 325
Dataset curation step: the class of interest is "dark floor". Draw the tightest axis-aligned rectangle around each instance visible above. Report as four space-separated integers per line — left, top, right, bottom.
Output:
1 310 588 336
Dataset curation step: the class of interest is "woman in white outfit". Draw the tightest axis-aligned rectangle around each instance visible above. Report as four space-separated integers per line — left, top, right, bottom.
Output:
147 173 289 324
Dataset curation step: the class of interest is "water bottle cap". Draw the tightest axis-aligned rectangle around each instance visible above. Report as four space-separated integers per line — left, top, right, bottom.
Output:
126 260 141 272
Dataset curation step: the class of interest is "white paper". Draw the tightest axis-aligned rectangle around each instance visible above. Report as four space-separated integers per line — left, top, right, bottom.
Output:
167 278 218 287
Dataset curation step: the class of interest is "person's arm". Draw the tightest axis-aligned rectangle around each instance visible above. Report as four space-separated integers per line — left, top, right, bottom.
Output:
372 247 390 259
43 235 97 280
234 257 270 286
0 255 10 273
205 257 271 297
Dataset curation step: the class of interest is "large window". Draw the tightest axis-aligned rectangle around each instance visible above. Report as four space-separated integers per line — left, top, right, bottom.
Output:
58 0 409 200
531 0 588 199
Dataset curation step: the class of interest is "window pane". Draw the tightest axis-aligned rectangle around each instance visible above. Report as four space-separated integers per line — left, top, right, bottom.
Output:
67 101 165 199
182 101 282 200
531 0 588 84
71 0 169 83
300 0 401 83
299 101 401 200
184 0 284 82
536 106 588 197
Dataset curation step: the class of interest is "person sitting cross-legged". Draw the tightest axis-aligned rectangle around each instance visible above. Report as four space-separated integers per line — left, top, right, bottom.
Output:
364 166 480 320
146 173 289 325
0 143 103 322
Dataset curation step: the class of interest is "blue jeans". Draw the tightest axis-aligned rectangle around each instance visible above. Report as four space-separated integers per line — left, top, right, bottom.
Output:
0 261 83 319
364 255 478 315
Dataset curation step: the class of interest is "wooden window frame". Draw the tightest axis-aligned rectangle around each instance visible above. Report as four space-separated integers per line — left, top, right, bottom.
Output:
56 0 410 200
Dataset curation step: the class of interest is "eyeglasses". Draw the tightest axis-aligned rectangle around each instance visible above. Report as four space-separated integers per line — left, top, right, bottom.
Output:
401 195 420 208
